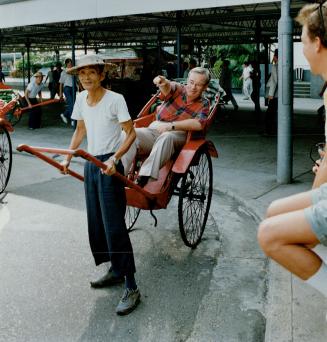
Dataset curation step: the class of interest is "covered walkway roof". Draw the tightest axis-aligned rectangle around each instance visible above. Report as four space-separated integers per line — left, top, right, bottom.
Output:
0 0 308 52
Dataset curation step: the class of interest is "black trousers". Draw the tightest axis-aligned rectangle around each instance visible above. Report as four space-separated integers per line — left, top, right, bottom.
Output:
84 154 136 276
28 98 42 129
265 98 278 134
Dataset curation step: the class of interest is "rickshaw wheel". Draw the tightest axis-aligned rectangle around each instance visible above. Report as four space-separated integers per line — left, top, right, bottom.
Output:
178 148 213 248
6 106 22 126
0 127 12 194
125 206 141 231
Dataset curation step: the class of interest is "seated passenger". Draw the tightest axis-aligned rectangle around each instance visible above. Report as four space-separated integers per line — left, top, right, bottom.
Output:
122 67 210 186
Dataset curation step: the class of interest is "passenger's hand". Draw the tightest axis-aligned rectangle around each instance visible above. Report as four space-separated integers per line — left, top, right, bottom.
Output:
268 96 274 101
60 159 70 174
102 158 116 176
156 122 172 134
153 75 166 87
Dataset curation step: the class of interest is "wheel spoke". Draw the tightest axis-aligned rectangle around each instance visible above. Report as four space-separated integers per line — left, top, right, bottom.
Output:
178 150 213 247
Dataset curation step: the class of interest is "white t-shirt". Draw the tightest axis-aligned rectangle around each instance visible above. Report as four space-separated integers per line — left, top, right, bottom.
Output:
26 81 44 98
71 89 131 156
242 65 253 80
59 69 73 87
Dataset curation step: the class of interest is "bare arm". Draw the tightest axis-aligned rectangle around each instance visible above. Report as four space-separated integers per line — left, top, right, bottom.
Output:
103 119 136 176
156 118 202 134
24 88 32 107
61 120 86 172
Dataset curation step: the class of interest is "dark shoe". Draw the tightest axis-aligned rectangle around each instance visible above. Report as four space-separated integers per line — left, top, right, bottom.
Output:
135 175 149 187
90 270 124 288
116 288 141 315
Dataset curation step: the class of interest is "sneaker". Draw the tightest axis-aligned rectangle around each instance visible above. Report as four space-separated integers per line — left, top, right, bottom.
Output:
90 269 124 288
116 288 141 315
60 113 68 124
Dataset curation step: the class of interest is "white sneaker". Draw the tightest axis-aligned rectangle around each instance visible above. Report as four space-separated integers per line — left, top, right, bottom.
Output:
60 113 68 124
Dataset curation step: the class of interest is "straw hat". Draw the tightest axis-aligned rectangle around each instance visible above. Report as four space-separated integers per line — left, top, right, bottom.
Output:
66 55 105 75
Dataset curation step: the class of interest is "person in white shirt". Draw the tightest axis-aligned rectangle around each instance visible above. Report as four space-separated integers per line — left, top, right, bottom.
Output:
59 58 74 126
60 54 140 316
24 71 44 129
240 61 253 100
264 50 278 135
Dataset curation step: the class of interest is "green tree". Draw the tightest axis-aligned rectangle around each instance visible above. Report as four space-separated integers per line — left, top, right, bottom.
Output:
209 44 257 88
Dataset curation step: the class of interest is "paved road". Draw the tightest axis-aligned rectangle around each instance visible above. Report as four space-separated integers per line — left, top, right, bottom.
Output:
0 137 266 342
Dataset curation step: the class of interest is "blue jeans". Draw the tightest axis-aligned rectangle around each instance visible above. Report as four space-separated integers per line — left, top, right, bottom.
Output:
63 86 74 120
84 153 136 276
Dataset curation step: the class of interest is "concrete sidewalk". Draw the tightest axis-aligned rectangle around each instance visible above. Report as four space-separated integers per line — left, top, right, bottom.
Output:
213 95 327 342
8 94 327 341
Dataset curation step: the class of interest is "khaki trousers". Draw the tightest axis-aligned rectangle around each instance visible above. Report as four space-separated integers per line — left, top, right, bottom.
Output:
121 121 186 179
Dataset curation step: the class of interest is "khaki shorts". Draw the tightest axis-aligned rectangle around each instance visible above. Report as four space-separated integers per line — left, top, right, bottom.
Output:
304 183 327 246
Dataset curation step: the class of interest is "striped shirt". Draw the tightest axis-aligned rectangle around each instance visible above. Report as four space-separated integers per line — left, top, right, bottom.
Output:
156 82 209 127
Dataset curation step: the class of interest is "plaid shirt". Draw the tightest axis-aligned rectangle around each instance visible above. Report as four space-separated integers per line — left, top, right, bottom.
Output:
156 82 209 127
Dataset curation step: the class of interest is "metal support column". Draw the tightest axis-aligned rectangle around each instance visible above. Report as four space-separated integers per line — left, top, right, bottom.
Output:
22 51 25 91
197 42 202 65
277 0 293 183
255 19 261 62
0 31 2 66
176 11 182 78
26 40 31 83
157 24 162 72
70 22 77 104
83 30 88 55
55 49 59 63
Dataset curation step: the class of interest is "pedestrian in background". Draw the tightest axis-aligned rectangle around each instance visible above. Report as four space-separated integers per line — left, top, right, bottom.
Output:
59 58 75 126
220 59 238 111
250 60 262 123
264 49 278 135
183 58 197 78
0 66 6 83
257 2 327 317
240 61 253 100
53 62 62 98
24 71 44 129
45 65 55 99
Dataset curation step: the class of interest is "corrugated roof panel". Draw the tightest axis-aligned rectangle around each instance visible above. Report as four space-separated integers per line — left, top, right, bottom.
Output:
0 0 279 29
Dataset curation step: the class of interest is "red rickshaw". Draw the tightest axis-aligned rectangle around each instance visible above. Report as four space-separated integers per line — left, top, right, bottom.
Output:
17 84 221 248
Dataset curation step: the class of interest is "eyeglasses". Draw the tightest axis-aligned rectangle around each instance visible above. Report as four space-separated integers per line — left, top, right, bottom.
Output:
188 79 206 89
315 1 327 45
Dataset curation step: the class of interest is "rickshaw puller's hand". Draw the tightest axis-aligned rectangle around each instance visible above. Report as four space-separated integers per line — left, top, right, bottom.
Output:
60 159 70 174
102 159 116 176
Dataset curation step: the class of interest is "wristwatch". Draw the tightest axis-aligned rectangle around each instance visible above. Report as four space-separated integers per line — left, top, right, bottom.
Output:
109 155 119 165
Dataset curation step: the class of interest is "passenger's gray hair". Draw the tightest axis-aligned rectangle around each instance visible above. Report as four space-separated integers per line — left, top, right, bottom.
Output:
189 67 211 85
